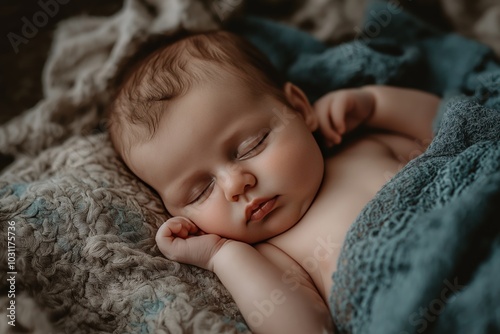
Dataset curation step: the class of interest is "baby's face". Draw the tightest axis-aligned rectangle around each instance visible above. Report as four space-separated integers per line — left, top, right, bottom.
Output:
128 78 324 243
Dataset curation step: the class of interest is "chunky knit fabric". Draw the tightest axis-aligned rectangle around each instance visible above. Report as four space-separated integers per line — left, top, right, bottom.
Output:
1 0 500 333
233 3 500 333
0 0 370 332
332 98 500 334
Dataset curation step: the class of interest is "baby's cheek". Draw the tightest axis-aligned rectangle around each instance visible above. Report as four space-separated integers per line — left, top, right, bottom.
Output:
276 130 324 192
190 190 233 234
272 133 314 175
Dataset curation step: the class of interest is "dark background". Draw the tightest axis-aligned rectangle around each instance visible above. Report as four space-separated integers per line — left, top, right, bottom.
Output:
0 0 448 170
0 0 123 170
1 0 123 125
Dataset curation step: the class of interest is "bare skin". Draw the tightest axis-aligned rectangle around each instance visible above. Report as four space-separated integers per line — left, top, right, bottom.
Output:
265 130 424 303
127 77 439 333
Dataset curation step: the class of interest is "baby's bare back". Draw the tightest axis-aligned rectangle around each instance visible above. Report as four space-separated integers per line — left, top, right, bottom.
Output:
264 130 425 302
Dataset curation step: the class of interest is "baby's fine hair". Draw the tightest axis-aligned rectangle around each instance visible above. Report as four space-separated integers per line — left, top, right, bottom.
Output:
107 30 288 160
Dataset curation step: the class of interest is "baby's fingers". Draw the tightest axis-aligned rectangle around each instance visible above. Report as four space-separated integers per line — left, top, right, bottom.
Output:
329 93 350 136
314 101 341 146
157 217 198 239
156 217 200 260
318 112 342 146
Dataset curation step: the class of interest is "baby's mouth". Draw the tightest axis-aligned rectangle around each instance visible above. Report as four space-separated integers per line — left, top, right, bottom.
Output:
246 196 278 223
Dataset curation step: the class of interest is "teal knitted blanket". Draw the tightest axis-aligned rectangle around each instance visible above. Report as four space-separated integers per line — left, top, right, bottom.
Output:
1 2 498 333
232 2 500 333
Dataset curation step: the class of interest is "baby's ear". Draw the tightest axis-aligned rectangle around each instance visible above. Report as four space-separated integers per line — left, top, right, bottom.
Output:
283 82 318 131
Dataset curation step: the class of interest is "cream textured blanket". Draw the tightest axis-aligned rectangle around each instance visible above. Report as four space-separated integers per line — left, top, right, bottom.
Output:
1 0 499 333
0 1 357 332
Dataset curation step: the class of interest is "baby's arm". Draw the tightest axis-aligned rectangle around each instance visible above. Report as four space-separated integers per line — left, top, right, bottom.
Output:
362 85 439 143
213 242 333 334
156 218 333 334
313 85 440 145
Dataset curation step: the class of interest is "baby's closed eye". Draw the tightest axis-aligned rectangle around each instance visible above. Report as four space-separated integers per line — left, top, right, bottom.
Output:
190 180 215 204
237 131 269 159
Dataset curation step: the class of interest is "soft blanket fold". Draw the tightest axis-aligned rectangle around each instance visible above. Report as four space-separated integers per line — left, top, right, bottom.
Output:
231 2 500 333
1 0 500 333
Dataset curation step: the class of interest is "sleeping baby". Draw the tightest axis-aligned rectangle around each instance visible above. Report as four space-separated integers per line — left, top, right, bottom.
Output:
107 30 439 333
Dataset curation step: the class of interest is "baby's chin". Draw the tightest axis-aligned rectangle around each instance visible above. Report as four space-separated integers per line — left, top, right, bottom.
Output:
211 228 277 245
239 222 303 245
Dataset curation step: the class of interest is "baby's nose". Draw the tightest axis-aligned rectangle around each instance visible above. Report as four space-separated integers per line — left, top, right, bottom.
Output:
220 169 256 202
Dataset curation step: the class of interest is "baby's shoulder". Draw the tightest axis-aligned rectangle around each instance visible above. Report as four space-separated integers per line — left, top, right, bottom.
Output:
329 130 424 164
360 131 426 163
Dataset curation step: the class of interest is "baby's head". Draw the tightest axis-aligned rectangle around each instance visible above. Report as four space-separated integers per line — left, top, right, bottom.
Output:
108 30 324 244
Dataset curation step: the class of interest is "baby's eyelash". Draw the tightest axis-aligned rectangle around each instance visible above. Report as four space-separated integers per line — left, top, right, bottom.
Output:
191 180 214 204
255 132 269 147
239 132 269 159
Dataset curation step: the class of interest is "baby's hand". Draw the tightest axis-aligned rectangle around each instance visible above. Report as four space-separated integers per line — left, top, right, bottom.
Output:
155 217 230 271
313 87 375 146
